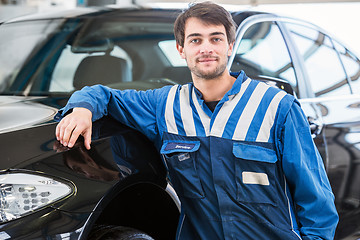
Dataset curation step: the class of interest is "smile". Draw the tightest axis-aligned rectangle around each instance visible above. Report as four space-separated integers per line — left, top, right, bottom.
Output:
197 57 218 63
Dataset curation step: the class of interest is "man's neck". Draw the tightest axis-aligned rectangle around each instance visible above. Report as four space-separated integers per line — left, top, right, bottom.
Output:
192 71 236 102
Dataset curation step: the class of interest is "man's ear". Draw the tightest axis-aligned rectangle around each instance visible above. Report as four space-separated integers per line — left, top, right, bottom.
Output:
228 42 234 57
176 43 186 59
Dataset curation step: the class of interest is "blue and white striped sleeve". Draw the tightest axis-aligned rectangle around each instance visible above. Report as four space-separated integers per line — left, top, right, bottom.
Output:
55 84 172 142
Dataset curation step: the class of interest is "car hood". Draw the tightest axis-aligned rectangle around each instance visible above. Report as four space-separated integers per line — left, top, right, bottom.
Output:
0 96 58 134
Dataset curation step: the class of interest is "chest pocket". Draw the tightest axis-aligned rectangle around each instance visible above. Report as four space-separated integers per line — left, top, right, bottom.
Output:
161 140 204 199
233 142 279 206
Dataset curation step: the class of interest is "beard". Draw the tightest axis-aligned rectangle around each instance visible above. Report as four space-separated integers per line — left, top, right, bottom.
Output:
187 56 228 80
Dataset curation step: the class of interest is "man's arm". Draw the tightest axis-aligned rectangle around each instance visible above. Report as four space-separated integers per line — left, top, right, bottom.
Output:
55 84 169 150
279 101 339 240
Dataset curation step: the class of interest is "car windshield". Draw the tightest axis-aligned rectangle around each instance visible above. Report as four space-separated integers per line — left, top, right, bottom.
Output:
0 11 189 96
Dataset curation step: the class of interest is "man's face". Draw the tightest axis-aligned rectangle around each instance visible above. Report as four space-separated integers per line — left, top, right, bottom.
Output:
177 17 234 80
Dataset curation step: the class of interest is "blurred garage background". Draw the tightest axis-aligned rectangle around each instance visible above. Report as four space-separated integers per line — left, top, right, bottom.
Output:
0 0 359 56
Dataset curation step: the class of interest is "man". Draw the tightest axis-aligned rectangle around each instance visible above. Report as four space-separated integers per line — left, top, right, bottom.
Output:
55 2 338 239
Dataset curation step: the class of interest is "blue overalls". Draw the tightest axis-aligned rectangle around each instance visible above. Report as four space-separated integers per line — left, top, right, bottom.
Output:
56 71 339 240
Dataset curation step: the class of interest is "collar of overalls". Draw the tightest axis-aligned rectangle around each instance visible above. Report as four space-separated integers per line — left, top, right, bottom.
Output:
192 71 247 106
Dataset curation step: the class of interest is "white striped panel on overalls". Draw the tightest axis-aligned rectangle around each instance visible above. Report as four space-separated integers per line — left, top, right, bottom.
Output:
165 85 179 134
179 84 197 136
210 78 251 138
256 90 287 142
233 82 270 141
191 87 211 136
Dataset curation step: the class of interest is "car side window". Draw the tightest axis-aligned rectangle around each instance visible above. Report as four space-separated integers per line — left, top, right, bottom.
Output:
285 23 351 97
333 40 360 94
231 21 297 95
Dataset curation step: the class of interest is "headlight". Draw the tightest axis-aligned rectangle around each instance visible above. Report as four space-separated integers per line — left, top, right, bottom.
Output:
0 172 73 223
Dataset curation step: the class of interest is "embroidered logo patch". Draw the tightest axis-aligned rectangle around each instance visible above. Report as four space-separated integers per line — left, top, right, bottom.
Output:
164 142 196 151
242 172 269 186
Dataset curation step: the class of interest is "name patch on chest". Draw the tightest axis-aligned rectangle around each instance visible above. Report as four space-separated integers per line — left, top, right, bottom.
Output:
242 172 269 186
164 142 197 151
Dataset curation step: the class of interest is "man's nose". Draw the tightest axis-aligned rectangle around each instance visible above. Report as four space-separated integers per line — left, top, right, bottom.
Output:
199 41 213 54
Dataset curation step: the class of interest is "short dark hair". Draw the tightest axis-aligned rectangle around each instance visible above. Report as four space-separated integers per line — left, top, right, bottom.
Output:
174 1 237 47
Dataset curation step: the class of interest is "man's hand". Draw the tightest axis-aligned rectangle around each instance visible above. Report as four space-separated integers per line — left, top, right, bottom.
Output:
55 107 93 150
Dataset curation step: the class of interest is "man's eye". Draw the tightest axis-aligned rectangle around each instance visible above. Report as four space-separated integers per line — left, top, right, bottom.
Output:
213 38 222 42
190 39 199 43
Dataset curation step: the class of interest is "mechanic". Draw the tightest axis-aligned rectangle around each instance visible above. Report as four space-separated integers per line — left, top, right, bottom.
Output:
55 1 339 239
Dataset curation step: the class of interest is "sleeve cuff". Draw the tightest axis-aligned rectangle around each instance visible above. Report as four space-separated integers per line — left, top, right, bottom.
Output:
53 102 94 122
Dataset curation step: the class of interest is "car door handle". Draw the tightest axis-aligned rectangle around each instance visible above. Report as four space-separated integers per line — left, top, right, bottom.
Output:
307 117 322 138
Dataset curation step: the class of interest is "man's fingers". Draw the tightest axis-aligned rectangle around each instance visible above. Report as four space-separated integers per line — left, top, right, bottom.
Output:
55 121 92 149
66 125 82 148
55 122 60 140
83 128 92 150
55 107 93 149
55 118 67 141
62 121 77 146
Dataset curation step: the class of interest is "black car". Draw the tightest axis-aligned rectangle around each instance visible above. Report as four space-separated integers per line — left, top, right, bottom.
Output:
0 4 359 240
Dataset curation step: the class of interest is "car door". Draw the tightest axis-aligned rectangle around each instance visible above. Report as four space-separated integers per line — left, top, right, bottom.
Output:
229 14 327 162
282 21 360 240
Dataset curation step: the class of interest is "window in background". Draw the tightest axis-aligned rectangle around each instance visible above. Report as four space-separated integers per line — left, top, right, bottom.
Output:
231 21 297 95
286 23 351 97
333 40 360 95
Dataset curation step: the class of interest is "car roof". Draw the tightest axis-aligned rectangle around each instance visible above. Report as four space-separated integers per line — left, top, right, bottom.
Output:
2 5 330 50
3 6 178 23
3 5 274 24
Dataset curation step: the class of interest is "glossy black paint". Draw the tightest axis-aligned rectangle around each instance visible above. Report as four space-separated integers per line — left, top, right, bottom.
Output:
0 97 179 239
0 6 359 240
